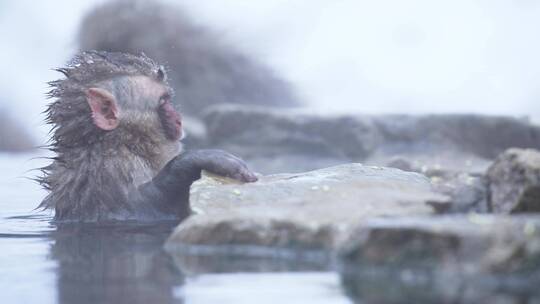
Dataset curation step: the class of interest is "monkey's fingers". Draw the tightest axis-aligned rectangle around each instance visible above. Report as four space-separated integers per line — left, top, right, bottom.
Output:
221 162 257 183
222 156 258 183
193 149 258 183
237 169 258 183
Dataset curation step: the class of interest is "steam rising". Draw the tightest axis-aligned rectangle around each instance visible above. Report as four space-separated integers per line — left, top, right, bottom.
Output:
0 0 539 144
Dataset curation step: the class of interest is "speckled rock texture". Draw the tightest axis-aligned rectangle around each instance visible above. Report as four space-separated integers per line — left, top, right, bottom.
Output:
166 164 442 251
487 148 540 213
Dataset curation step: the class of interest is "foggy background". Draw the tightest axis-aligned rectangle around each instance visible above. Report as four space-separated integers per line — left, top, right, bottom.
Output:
1 0 539 142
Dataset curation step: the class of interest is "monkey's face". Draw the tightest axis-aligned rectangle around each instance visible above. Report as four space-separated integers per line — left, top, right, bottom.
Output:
86 75 183 142
157 91 183 141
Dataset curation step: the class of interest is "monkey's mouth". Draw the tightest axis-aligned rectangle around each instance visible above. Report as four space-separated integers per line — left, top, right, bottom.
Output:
158 101 183 141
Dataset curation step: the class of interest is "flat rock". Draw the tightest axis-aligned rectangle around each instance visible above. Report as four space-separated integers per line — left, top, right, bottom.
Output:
487 148 540 213
165 163 442 251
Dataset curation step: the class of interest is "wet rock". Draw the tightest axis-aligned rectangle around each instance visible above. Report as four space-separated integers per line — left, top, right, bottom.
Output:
0 110 35 152
381 153 491 176
203 105 539 174
79 0 300 117
487 148 540 213
340 215 540 275
165 164 442 252
427 172 489 213
384 156 490 213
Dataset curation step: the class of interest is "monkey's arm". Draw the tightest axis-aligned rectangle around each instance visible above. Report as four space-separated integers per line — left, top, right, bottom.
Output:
138 149 257 219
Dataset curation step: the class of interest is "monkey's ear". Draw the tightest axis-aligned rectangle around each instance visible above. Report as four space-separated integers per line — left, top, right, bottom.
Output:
86 88 120 130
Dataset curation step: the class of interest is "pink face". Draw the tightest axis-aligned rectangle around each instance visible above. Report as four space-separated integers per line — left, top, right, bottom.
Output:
86 76 184 142
158 95 183 141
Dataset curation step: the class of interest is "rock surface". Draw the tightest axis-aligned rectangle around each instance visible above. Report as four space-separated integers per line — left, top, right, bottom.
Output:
166 164 442 251
202 105 539 174
427 172 489 213
487 148 540 213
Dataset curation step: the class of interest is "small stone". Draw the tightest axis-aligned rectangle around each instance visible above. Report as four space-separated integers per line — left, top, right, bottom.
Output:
524 222 537 236
487 148 540 213
430 176 442 183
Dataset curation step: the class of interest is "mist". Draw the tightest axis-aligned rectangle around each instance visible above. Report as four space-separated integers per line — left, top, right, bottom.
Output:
1 0 539 142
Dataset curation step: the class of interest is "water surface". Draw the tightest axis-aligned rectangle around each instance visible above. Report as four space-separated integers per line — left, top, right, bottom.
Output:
0 154 352 304
4 153 538 304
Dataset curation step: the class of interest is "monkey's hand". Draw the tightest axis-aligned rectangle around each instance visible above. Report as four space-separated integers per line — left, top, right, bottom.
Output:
174 149 258 183
140 149 257 219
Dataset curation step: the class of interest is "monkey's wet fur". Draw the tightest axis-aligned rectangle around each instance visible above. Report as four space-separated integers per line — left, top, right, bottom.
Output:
37 51 257 222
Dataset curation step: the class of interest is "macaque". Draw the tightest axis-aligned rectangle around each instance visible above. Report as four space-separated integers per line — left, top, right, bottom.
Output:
78 0 300 116
38 51 257 222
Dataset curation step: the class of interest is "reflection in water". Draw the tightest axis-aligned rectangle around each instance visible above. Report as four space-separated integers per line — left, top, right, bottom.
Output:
4 212 539 304
177 272 351 304
50 222 184 304
169 245 332 275
340 266 540 304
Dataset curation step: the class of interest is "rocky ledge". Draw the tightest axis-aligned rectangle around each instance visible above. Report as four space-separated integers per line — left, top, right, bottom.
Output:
166 148 540 280
166 164 442 251
196 105 540 175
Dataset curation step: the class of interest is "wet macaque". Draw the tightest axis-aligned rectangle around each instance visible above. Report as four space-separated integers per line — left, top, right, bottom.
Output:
38 51 257 222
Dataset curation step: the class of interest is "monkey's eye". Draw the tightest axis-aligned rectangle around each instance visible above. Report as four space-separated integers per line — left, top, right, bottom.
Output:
158 93 171 106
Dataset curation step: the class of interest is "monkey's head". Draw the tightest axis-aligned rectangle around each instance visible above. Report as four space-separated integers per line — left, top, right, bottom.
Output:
47 51 182 159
